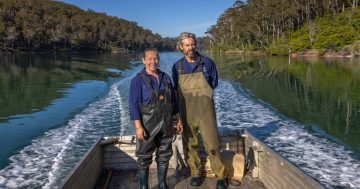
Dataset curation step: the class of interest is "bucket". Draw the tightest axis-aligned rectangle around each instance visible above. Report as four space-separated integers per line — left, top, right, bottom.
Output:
205 150 245 181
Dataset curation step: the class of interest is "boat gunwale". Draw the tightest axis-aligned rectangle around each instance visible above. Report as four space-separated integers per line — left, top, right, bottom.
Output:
59 137 103 189
243 130 326 189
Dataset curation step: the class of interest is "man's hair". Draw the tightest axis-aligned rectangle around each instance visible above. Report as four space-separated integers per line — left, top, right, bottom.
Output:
142 47 159 59
176 32 197 51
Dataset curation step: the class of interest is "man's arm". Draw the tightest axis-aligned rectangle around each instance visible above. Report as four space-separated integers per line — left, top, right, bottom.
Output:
172 64 183 134
208 58 218 89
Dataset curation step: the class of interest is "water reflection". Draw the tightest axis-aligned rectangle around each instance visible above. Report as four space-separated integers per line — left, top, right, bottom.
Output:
214 55 360 155
0 53 134 121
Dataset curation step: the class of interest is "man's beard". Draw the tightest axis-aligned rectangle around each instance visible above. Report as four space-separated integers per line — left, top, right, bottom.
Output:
185 50 196 58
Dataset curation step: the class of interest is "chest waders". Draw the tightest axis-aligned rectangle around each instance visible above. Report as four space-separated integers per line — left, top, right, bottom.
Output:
135 72 173 189
177 59 226 179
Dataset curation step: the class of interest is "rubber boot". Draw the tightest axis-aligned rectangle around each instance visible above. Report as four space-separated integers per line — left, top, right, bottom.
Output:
216 179 228 189
138 168 149 189
190 177 201 186
157 165 168 189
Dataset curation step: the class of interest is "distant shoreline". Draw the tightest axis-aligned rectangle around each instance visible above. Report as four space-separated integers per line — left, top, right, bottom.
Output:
219 50 360 58
2 49 359 58
0 49 133 55
291 52 358 58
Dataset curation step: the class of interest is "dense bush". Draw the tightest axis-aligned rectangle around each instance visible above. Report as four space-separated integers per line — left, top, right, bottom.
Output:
269 37 290 55
288 8 360 54
289 24 312 52
314 26 358 50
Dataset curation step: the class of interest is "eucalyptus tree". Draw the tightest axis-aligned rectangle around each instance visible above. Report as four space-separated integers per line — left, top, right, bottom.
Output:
207 0 356 52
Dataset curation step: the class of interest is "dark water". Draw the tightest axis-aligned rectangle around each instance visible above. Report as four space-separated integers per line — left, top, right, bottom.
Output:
0 53 359 188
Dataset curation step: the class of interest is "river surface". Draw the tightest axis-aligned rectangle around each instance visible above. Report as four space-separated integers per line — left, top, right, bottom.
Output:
0 52 359 189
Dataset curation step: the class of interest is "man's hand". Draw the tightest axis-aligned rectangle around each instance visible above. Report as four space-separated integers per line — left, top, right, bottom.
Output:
176 121 183 134
175 113 183 134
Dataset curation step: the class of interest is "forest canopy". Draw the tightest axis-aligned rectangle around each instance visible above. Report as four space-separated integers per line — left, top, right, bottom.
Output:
207 0 360 55
0 0 176 52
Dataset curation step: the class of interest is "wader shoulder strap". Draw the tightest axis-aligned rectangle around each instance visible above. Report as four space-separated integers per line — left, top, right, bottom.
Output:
177 56 206 74
176 60 184 75
162 75 171 89
138 72 154 91
139 72 158 104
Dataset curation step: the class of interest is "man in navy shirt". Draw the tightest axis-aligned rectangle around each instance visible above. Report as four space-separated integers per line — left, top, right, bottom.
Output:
172 32 227 189
129 48 183 189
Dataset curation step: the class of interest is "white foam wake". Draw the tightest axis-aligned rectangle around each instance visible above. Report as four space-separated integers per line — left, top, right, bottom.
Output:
266 125 360 188
214 80 360 188
0 79 124 189
116 76 132 136
214 80 281 129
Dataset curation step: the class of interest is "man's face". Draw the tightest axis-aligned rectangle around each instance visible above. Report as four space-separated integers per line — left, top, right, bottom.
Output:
143 51 159 72
181 38 196 59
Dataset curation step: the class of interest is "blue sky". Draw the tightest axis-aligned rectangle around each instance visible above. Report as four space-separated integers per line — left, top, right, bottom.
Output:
58 0 235 37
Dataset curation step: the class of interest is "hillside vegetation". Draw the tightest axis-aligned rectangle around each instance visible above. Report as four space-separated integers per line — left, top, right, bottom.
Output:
208 0 360 56
0 0 175 52
285 8 360 55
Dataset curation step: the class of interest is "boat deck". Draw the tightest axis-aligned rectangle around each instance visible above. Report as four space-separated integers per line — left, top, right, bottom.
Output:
61 135 325 189
95 167 265 189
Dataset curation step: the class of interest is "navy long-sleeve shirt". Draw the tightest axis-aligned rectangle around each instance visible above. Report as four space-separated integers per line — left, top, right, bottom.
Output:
172 54 218 90
129 68 178 121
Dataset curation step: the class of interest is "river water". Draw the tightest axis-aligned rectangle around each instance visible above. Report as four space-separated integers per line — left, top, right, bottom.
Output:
0 52 359 188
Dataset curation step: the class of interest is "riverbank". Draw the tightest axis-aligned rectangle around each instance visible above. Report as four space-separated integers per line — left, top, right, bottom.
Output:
291 52 355 58
220 50 266 56
219 49 360 58
0 48 132 54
